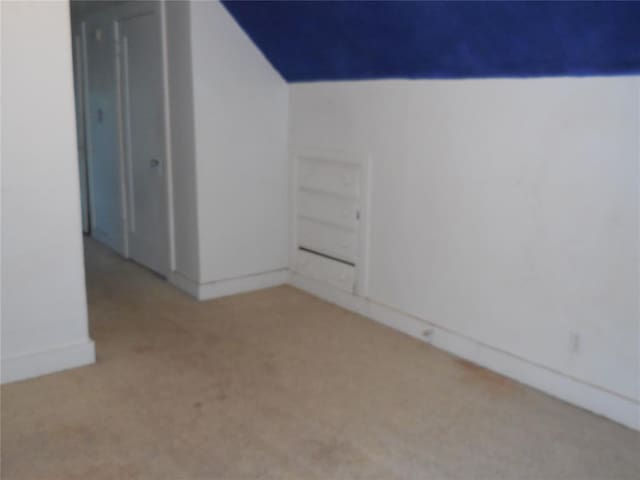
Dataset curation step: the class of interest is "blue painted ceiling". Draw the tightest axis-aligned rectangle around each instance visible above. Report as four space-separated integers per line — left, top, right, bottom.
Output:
221 1 640 82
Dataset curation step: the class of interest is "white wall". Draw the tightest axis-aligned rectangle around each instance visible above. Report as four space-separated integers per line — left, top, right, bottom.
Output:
189 0 289 285
290 78 640 428
1 1 95 383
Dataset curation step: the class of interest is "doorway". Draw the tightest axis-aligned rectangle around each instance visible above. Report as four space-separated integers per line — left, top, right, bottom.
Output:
71 1 171 277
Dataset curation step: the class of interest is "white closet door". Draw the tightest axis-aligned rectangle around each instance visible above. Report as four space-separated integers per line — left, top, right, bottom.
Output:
118 9 168 276
292 151 368 293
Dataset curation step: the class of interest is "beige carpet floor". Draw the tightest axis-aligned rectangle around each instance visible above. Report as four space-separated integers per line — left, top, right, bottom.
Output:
2 239 639 479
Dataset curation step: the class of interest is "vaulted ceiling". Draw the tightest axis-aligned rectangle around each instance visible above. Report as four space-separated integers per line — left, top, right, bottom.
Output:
221 1 640 82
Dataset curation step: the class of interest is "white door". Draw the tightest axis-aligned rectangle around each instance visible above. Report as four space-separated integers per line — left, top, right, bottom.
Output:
118 9 169 276
85 16 126 253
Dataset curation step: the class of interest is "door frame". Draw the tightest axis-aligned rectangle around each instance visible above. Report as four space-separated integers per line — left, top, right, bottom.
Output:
71 20 91 234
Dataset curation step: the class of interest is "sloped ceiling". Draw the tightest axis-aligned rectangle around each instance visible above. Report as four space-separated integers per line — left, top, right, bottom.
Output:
221 1 640 82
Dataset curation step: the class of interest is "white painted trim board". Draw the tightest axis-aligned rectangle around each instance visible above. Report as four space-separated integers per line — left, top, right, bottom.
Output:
289 272 640 431
1 340 96 385
170 269 289 301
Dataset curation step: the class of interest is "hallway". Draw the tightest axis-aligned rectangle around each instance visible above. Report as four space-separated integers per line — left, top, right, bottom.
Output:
2 239 639 479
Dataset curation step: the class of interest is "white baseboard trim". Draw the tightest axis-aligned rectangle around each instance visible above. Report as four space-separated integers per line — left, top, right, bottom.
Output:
289 272 640 431
169 271 201 298
170 269 289 301
1 339 96 384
